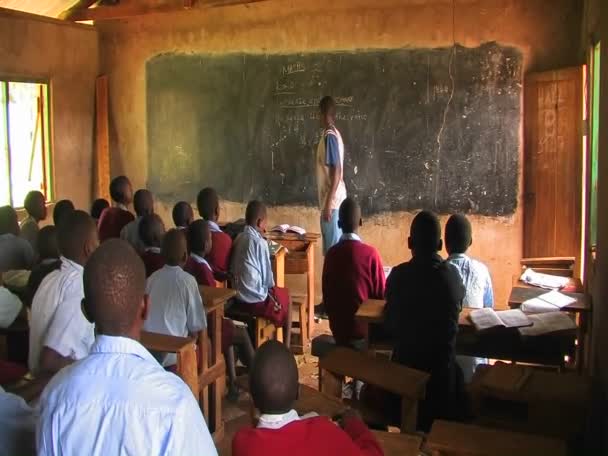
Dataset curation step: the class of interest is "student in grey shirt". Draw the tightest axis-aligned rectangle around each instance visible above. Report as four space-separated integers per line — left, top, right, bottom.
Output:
0 206 34 272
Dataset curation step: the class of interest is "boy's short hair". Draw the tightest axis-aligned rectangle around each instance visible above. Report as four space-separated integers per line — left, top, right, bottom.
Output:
24 191 46 218
109 176 131 204
172 201 193 228
445 214 472 255
196 188 219 221
139 214 165 248
38 225 59 260
319 95 336 115
245 200 266 226
162 228 187 266
133 190 154 218
0 205 19 235
90 198 109 220
187 219 210 254
53 199 75 228
57 210 97 260
410 211 442 253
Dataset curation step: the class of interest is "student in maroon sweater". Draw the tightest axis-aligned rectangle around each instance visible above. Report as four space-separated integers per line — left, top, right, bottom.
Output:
98 176 135 242
138 214 166 278
185 220 216 287
232 340 382 456
197 187 232 281
323 198 386 348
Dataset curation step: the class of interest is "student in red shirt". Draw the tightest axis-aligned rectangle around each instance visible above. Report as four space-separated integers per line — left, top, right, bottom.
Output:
232 340 382 456
197 187 232 281
98 176 135 242
323 198 386 348
172 201 194 230
138 214 166 277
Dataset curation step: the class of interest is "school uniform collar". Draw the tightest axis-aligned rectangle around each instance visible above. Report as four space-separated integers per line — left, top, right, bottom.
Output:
340 233 362 242
41 257 59 265
144 246 161 254
90 335 158 364
60 256 84 273
207 221 221 233
244 225 264 240
190 253 211 270
447 253 469 261
115 203 128 211
257 409 300 430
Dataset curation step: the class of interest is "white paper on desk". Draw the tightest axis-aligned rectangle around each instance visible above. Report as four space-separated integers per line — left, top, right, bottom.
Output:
520 268 570 290
521 291 577 314
469 308 504 331
495 309 532 328
539 290 577 308
519 312 577 337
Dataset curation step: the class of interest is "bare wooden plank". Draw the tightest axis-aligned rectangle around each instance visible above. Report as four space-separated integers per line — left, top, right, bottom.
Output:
95 75 110 201
140 331 195 353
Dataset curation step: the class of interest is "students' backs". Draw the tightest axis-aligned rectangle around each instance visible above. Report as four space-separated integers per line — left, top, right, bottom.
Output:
37 335 217 456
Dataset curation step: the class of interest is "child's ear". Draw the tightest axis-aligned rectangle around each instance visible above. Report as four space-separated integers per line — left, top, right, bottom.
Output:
469 237 473 248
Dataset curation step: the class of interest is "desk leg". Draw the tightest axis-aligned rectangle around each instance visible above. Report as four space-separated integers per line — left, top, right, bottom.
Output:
307 246 315 340
177 344 199 399
200 329 210 422
210 308 225 439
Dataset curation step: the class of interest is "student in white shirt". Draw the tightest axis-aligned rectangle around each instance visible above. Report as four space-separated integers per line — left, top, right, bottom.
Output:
144 228 206 367
120 189 154 253
0 386 37 456
37 239 217 456
29 210 99 375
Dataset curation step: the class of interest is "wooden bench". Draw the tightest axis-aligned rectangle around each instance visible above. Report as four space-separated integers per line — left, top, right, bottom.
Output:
290 294 309 354
319 347 429 433
425 420 567 456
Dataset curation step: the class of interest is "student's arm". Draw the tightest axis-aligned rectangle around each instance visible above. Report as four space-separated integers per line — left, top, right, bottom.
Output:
38 346 73 374
323 133 342 222
483 269 495 308
171 389 218 456
340 412 383 456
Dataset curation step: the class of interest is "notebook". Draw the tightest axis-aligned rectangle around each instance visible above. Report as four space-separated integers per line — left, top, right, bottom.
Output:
521 290 577 314
519 312 577 337
270 224 306 235
469 308 533 331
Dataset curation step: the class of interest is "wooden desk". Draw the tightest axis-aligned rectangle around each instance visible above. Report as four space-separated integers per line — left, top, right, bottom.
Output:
199 285 235 443
512 275 583 293
426 420 567 456
266 232 320 342
270 245 286 288
140 331 199 396
508 285 589 313
373 431 422 456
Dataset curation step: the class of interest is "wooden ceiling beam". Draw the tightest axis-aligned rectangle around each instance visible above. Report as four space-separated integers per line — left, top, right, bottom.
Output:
68 0 270 21
59 0 99 20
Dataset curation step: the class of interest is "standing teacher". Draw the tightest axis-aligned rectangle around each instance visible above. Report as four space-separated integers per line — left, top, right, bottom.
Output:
316 96 347 255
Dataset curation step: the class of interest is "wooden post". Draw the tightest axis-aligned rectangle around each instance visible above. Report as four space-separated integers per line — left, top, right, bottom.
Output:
95 75 110 201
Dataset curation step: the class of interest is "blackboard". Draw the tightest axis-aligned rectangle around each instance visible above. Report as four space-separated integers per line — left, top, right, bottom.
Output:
146 43 522 216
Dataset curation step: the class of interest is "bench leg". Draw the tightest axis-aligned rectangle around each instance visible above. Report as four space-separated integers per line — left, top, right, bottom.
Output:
400 397 418 433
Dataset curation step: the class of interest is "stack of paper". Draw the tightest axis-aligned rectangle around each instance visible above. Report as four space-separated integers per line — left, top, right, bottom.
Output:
519 312 577 337
521 290 577 314
520 268 570 290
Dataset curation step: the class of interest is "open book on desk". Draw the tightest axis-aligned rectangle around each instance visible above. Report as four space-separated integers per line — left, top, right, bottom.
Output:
270 224 306 236
521 290 577 314
469 308 533 331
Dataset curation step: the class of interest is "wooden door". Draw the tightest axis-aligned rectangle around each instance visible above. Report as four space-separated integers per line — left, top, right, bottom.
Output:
524 67 583 264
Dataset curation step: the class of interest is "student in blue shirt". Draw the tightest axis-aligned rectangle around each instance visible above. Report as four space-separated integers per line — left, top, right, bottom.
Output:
37 239 217 456
445 213 495 382
230 201 292 348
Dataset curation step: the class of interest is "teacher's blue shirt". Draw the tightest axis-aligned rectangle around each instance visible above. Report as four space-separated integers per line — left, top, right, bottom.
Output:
37 335 217 456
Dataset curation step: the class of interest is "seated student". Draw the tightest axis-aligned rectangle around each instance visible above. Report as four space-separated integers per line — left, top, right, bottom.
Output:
185 220 254 400
29 210 98 375
139 213 166 277
37 239 217 455
97 175 135 242
52 199 75 227
120 189 154 253
323 198 386 349
26 225 61 305
384 211 466 432
90 198 109 222
0 206 35 272
0 386 37 456
230 201 292 348
172 201 194 230
445 214 494 382
233 340 382 456
0 272 24 328
20 190 47 251
144 229 206 368
197 187 232 281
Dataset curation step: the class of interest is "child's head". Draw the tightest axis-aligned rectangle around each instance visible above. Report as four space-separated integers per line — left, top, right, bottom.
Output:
172 201 194 228
408 210 442 256
187 219 212 257
197 187 220 222
24 191 47 221
445 214 472 256
319 95 336 128
90 198 109 221
133 190 154 218
53 199 75 228
338 197 362 234
38 225 59 260
245 200 267 233
57 210 99 266
139 214 165 249
0 206 19 236
109 176 133 206
162 228 188 267
250 340 299 415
